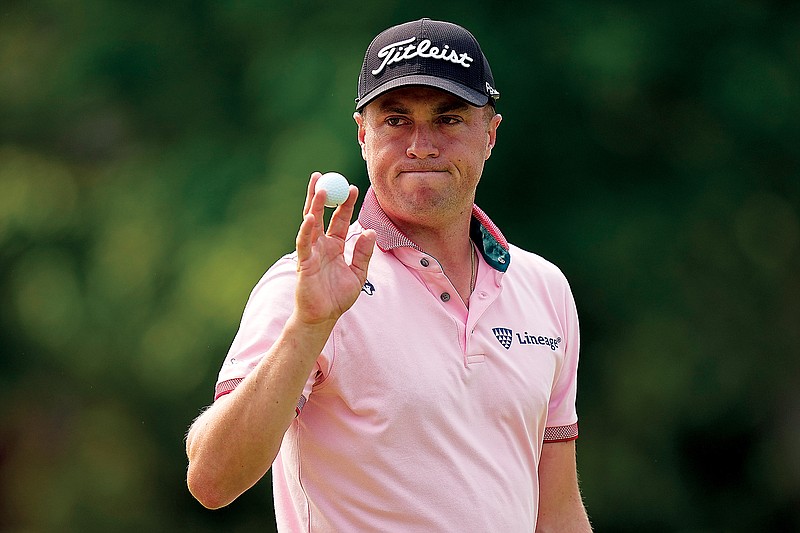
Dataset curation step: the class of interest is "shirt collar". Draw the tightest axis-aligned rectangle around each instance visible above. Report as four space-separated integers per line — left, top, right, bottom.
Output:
358 187 511 272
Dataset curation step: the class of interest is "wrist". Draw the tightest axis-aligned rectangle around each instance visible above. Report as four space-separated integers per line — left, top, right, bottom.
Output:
285 311 337 343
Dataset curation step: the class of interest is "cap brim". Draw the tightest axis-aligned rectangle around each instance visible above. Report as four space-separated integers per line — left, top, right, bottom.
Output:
356 74 489 110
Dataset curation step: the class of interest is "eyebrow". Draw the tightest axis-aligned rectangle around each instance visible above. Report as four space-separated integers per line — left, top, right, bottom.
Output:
433 100 470 115
377 101 411 115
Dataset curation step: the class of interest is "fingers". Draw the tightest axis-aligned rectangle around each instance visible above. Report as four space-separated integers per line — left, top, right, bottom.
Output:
326 185 359 238
303 172 323 216
295 212 316 265
297 172 333 260
297 173 363 268
304 177 329 243
350 229 376 280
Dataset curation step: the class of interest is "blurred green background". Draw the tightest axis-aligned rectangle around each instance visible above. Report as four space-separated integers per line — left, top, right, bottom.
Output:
1 1 798 531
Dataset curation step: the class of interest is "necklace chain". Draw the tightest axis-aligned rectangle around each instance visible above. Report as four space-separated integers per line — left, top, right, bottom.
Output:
469 244 476 294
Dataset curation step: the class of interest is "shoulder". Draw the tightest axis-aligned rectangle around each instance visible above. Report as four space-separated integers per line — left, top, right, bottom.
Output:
240 253 300 315
254 252 299 288
506 243 571 287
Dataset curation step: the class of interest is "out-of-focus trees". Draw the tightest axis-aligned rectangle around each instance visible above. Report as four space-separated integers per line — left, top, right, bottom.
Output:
1 1 798 531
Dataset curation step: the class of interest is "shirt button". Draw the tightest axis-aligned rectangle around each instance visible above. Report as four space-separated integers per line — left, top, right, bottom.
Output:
440 292 451 302
478 291 488 299
420 258 430 267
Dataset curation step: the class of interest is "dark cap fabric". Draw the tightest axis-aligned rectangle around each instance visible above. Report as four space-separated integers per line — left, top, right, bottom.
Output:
356 18 500 110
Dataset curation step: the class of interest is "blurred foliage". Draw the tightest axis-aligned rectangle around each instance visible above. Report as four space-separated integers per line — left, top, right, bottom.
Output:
0 0 798 531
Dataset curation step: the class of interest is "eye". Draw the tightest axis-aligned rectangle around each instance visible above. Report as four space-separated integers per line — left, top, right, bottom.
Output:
385 116 409 127
438 115 463 125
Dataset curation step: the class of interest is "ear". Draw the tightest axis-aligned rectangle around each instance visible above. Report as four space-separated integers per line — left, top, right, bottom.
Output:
485 113 502 160
354 112 367 161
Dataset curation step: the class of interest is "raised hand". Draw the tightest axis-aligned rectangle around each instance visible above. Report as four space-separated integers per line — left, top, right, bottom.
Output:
294 172 376 327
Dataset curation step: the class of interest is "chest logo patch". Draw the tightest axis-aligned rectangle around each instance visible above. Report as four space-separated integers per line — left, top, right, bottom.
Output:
492 327 563 351
492 327 514 349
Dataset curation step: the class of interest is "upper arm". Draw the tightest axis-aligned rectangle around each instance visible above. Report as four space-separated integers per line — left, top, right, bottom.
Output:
536 440 592 532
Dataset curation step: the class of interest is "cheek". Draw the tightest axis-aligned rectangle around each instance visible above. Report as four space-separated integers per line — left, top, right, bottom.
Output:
365 136 402 165
362 145 391 180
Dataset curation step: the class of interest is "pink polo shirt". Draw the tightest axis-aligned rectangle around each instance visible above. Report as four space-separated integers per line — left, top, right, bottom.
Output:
215 188 580 532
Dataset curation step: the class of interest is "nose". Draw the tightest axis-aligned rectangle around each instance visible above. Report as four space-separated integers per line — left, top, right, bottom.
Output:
406 124 439 159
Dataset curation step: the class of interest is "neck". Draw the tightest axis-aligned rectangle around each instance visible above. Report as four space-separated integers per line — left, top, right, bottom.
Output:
365 189 479 305
388 201 472 253
393 216 477 306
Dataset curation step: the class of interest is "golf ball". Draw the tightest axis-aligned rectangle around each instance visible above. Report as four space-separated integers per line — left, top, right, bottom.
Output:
316 172 350 207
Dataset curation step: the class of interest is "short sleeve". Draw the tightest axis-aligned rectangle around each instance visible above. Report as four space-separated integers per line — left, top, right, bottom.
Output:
214 255 301 400
543 277 580 442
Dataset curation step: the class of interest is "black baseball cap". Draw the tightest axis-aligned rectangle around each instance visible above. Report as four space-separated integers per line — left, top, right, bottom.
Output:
356 18 500 111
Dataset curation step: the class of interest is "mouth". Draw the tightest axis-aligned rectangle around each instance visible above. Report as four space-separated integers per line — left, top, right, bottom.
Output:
398 169 448 176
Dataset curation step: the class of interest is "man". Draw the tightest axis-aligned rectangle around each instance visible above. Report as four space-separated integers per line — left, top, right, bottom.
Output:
186 18 592 532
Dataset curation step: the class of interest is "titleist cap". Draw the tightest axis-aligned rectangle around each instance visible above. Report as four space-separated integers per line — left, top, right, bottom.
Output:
356 18 500 110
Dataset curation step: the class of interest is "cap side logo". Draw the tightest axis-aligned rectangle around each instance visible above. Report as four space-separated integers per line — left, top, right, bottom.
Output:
372 37 474 76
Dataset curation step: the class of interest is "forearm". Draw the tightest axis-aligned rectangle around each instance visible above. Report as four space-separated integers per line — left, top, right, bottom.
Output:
186 174 374 509
186 313 334 509
535 440 592 532
535 501 592 533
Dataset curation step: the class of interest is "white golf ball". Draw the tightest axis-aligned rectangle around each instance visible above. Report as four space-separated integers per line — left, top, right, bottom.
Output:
315 172 350 207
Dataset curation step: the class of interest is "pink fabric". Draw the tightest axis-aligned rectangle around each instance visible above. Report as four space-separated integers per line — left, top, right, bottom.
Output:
216 190 580 531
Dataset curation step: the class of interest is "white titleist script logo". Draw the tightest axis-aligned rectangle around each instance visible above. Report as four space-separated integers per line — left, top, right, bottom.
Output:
372 37 474 75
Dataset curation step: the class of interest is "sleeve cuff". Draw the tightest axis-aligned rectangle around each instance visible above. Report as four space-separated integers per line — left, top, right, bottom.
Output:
214 378 244 401
543 422 579 442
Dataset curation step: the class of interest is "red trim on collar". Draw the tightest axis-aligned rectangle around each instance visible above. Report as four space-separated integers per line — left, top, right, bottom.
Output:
471 202 508 250
357 187 508 252
358 188 420 252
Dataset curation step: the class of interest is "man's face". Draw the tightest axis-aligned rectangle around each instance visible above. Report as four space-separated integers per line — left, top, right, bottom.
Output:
354 86 501 229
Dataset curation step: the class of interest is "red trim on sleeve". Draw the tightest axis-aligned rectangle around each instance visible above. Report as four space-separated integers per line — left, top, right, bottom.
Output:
295 395 307 417
543 423 579 443
358 187 509 255
214 378 243 401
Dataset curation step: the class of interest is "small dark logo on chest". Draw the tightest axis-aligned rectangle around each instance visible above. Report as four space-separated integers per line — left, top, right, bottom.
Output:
492 327 514 349
362 279 375 296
